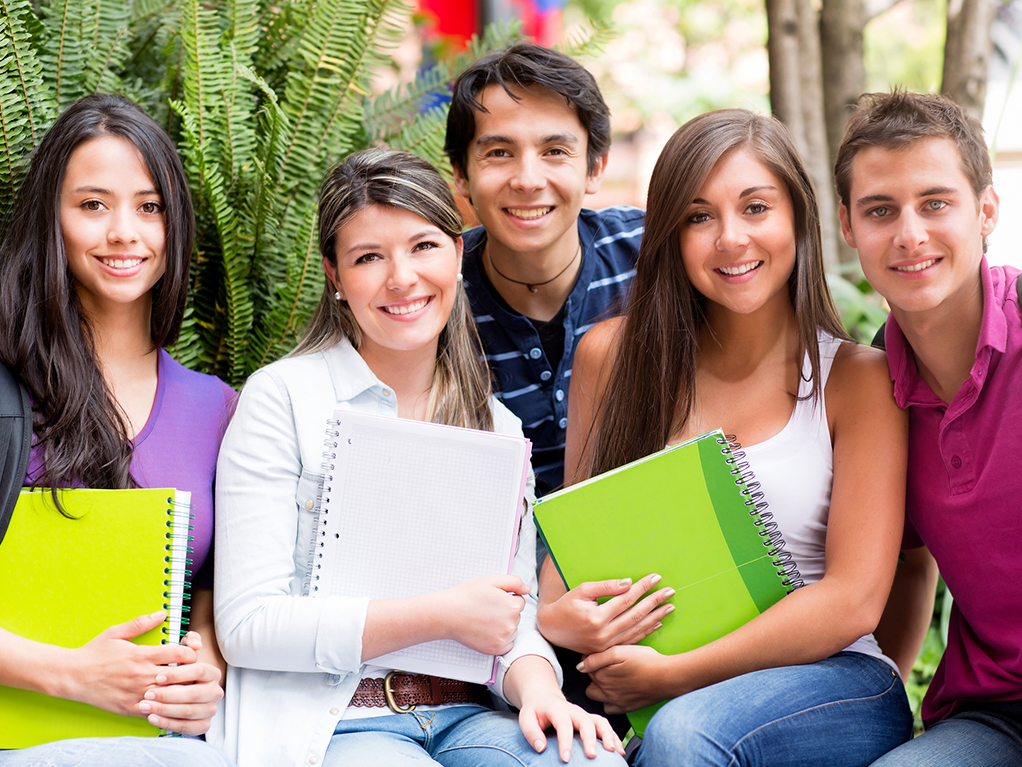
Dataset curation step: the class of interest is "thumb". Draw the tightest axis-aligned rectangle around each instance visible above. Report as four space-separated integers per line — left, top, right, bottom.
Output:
493 574 531 596
577 578 632 599
103 610 167 641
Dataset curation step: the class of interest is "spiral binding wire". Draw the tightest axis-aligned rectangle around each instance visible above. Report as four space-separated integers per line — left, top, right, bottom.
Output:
719 435 804 592
305 419 342 596
162 495 195 646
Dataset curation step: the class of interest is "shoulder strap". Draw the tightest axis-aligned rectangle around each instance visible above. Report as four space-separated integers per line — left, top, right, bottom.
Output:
871 322 886 351
0 362 32 545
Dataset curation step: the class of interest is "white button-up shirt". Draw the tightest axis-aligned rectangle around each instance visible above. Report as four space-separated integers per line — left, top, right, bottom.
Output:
209 339 557 767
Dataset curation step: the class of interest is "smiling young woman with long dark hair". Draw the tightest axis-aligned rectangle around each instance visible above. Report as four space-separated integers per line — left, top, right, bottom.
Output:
0 94 235 767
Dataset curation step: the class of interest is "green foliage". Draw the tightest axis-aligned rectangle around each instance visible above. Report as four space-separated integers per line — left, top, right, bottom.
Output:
864 0 947 95
0 0 517 386
826 269 889 344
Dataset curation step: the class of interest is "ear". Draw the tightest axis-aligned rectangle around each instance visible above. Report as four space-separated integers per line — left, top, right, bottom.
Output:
979 184 999 238
838 203 857 249
585 154 610 195
454 235 464 274
452 165 472 204
322 257 343 301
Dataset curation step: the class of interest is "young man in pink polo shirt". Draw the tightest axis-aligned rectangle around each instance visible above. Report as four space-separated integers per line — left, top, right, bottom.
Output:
837 91 1022 766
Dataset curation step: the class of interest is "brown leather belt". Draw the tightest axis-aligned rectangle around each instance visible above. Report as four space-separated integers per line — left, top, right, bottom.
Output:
351 670 489 713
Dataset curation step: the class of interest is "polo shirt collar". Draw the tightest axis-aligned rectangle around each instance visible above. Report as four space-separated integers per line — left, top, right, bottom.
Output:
887 256 1005 408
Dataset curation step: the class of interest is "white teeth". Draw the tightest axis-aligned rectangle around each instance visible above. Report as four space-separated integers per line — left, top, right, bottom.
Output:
718 261 762 276
100 257 143 269
894 259 938 272
383 298 428 315
506 207 551 220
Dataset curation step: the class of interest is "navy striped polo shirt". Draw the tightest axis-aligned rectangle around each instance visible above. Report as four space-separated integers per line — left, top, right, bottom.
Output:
463 206 644 496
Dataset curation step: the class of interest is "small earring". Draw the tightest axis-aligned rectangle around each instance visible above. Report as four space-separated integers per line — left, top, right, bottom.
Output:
334 291 342 301
456 272 463 282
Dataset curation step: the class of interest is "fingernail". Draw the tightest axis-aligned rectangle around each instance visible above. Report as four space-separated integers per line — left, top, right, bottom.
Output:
650 573 662 585
155 674 168 684
665 588 676 598
147 713 160 726
653 622 663 630
139 701 151 713
576 661 586 672
618 578 632 587
150 610 165 619
144 690 156 700
665 603 676 614
562 750 571 762
533 739 545 752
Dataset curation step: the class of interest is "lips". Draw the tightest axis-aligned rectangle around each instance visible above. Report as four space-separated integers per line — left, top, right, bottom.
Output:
505 207 552 220
381 297 431 315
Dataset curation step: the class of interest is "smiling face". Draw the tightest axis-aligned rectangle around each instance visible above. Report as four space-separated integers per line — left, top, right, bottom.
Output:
679 148 797 317
60 135 167 317
325 204 463 367
452 84 606 263
840 137 998 319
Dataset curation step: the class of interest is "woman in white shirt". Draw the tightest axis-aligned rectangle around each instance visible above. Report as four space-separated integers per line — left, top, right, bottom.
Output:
212 148 625 767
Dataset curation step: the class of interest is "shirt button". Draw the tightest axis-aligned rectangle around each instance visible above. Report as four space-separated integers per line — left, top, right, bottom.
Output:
529 347 542 359
305 500 314 510
559 417 568 429
540 370 552 381
555 389 564 402
951 455 962 469
382 388 391 397
309 758 319 765
330 707 339 715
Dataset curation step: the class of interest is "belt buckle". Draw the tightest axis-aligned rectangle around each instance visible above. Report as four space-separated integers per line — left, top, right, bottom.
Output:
383 670 416 713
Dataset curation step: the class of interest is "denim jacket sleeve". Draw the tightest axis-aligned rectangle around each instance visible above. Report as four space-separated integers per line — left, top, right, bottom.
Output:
214 365 370 675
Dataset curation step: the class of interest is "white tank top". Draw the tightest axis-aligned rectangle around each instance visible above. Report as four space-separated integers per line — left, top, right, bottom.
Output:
742 332 896 671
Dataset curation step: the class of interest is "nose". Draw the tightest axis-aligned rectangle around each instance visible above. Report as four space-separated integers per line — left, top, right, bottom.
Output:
106 207 140 245
509 154 546 193
715 213 748 252
893 209 928 252
386 253 418 291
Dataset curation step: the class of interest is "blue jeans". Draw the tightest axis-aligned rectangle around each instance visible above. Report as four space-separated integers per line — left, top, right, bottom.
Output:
0 737 236 767
870 708 1022 766
324 706 627 767
633 652 912 767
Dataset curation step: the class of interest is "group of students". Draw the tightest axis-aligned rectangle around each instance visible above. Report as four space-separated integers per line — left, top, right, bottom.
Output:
0 39 1018 767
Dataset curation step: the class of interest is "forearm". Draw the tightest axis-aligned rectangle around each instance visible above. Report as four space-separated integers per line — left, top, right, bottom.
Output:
501 654 562 710
0 627 71 698
649 576 886 698
188 588 226 684
872 547 938 678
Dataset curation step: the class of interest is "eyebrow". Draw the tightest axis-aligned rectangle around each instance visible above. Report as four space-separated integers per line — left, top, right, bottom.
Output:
474 133 580 148
71 186 161 197
343 229 444 254
855 186 960 208
689 185 777 206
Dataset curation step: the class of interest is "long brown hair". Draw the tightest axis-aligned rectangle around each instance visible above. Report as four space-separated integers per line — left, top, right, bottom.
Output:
294 147 494 431
585 109 847 479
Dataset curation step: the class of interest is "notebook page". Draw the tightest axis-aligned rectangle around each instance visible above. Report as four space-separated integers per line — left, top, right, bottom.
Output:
311 411 531 684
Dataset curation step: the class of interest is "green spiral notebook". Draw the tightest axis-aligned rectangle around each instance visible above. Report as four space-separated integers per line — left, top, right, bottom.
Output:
0 488 192 747
533 430 799 737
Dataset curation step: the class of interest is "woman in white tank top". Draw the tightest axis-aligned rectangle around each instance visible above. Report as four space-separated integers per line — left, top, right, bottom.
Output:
536 110 912 767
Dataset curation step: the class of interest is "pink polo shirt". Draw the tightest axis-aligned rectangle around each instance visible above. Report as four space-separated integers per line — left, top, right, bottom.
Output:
885 258 1022 728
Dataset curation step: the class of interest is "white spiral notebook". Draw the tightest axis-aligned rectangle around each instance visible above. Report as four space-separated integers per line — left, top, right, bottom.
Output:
310 410 532 684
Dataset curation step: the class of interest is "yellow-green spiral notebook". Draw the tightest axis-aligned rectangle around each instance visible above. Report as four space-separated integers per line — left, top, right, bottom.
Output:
0 488 192 747
533 430 800 737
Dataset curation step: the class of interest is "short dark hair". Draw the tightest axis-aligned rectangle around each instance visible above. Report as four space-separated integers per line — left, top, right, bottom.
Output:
835 91 992 208
445 42 611 177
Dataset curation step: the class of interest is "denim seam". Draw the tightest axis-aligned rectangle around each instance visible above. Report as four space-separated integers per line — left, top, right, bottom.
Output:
727 668 901 757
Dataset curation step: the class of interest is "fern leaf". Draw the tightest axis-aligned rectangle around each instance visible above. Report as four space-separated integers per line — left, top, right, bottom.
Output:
555 18 614 60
